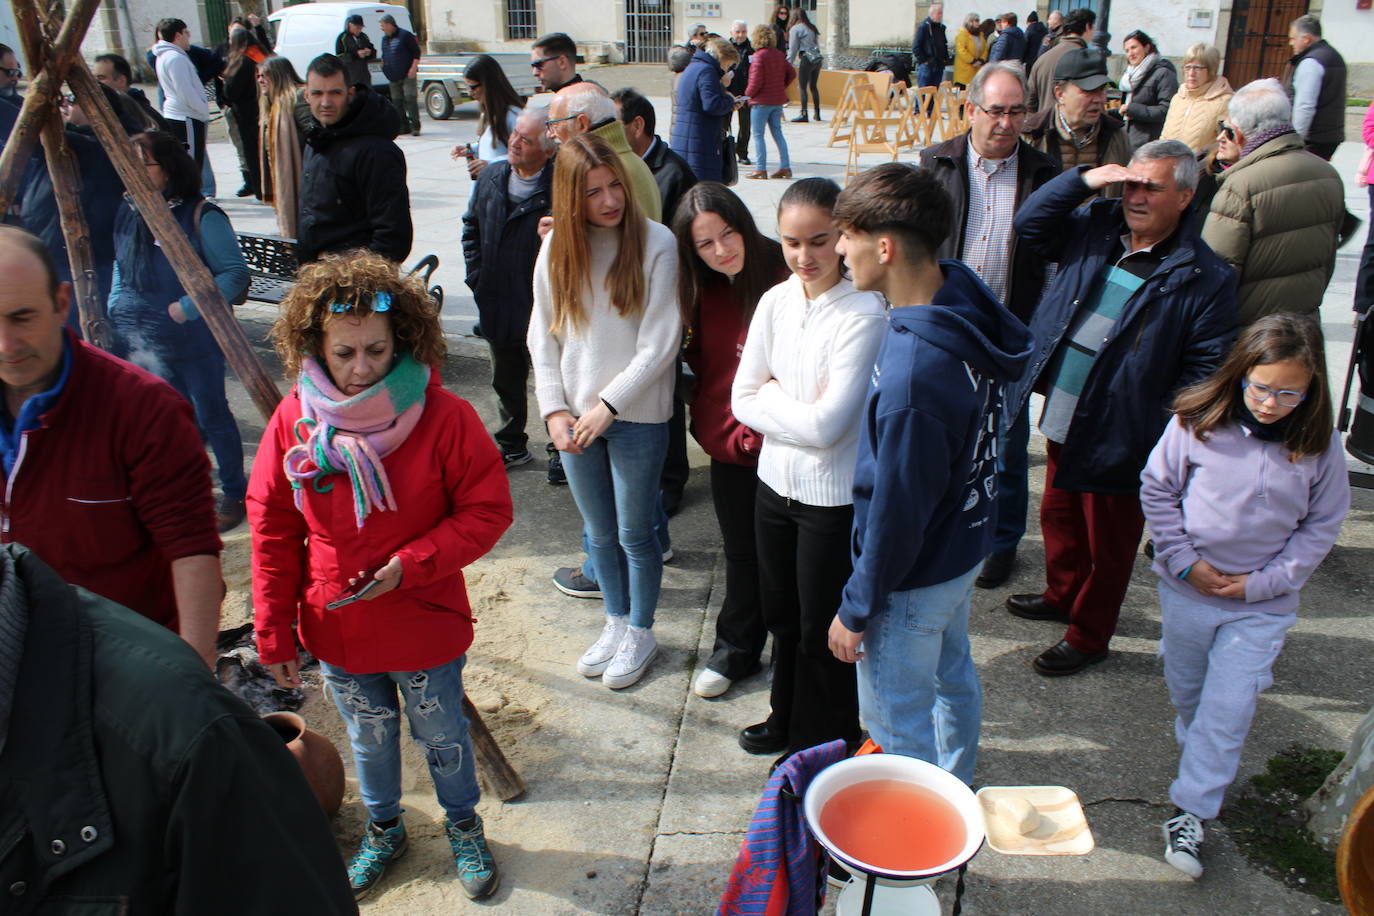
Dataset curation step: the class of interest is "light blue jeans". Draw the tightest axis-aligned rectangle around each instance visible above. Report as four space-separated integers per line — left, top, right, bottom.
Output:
581 495 671 585
750 104 789 172
320 656 480 824
856 563 982 784
1158 582 1296 819
561 419 669 628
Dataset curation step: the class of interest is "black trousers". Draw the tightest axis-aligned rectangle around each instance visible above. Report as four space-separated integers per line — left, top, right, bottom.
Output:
755 482 860 754
169 116 207 173
1357 185 1374 317
1306 140 1339 161
735 105 752 159
487 341 530 453
797 56 822 115
660 363 689 504
705 460 767 680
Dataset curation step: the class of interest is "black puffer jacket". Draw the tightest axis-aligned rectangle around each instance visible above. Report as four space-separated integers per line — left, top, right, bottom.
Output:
298 87 412 263
0 546 357 914
1122 57 1179 149
461 158 553 347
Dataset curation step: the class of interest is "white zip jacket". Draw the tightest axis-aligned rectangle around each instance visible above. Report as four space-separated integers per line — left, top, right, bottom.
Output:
732 274 886 507
153 40 210 123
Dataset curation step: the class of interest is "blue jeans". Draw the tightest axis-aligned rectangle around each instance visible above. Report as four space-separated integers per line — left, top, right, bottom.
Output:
992 406 1030 553
916 62 942 87
561 420 668 628
161 350 247 501
750 104 789 172
320 656 480 824
856 563 982 784
581 493 671 585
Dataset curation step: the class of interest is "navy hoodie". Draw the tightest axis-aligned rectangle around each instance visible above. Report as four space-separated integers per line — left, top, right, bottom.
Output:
837 260 1033 632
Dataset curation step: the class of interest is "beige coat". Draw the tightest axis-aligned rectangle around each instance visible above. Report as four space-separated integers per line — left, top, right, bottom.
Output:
260 91 307 240
1160 76 1234 153
1201 132 1345 325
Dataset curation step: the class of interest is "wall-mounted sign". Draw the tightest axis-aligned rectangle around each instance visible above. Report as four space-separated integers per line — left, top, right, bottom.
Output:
686 1 723 18
1188 9 1213 27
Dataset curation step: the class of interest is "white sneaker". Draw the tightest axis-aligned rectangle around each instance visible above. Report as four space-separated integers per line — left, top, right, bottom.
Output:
1162 809 1204 878
693 667 732 698
577 616 628 677
603 626 658 689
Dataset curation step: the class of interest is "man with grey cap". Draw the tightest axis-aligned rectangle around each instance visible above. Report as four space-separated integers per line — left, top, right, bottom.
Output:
379 14 422 135
1022 45 1131 197
335 14 376 88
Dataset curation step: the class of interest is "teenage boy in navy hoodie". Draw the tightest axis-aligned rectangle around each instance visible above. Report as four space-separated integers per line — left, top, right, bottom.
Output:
828 163 1033 783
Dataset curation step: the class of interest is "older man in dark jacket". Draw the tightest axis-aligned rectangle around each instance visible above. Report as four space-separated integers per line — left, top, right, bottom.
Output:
461 109 554 467
920 62 1057 590
614 87 698 223
1002 141 1237 677
0 545 357 913
298 54 411 264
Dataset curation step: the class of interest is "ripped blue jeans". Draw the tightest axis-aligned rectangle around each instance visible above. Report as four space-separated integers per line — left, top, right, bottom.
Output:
320 656 480 824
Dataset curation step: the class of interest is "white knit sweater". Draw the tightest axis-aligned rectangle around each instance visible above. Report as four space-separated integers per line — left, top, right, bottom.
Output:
528 220 681 424
732 274 887 507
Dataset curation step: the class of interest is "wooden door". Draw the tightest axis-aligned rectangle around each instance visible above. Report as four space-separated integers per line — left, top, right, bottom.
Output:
1223 0 1308 87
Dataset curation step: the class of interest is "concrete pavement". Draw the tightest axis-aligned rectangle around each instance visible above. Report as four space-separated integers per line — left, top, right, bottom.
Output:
210 70 1372 914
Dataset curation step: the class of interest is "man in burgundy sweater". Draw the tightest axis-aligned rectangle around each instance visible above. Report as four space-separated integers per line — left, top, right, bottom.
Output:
0 227 223 666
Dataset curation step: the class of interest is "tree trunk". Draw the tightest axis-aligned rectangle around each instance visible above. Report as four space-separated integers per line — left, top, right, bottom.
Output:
1306 703 1374 849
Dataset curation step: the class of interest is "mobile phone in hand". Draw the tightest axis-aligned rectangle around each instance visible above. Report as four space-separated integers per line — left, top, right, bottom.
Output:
326 564 387 610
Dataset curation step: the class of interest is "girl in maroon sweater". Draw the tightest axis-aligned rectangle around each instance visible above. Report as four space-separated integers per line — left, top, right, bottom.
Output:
672 182 789 699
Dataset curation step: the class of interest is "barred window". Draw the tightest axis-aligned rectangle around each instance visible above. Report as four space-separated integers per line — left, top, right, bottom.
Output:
507 0 536 40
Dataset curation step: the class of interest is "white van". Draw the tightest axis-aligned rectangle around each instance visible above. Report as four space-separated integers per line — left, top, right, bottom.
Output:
267 2 411 88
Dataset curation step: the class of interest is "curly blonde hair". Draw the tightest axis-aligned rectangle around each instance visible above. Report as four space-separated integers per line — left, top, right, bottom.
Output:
271 250 446 377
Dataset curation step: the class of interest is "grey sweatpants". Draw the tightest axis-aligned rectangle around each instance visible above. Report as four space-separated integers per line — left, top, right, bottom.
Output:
1158 582 1295 819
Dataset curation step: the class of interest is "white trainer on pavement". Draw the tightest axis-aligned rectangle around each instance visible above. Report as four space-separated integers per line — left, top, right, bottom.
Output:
1162 809 1204 878
603 625 658 689
577 616 628 677
693 667 732 698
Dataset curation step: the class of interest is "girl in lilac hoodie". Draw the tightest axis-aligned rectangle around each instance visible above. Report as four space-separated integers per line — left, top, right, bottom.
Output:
1141 313 1350 881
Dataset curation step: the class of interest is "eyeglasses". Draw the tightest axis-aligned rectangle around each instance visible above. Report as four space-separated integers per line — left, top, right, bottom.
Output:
544 113 579 134
1182 64 1209 72
1242 379 1306 408
971 101 1028 120
2 67 20 79
1217 120 1236 141
530 55 561 70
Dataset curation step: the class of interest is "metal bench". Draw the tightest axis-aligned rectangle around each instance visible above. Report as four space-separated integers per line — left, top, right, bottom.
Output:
236 233 445 307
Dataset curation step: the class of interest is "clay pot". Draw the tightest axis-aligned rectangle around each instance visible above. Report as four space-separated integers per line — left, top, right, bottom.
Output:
263 711 345 819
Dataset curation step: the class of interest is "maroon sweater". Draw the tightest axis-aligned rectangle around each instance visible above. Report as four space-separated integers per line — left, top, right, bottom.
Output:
745 47 795 106
684 265 788 464
1 332 220 629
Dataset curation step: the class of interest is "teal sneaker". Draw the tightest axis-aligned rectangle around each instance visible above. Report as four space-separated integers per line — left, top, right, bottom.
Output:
445 814 500 899
347 819 408 900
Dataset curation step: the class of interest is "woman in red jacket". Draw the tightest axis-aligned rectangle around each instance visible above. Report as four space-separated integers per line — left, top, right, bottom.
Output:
249 252 513 903
673 182 789 699
744 24 796 180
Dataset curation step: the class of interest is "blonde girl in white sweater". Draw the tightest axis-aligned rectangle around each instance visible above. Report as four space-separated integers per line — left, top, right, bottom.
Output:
731 178 886 758
527 134 682 689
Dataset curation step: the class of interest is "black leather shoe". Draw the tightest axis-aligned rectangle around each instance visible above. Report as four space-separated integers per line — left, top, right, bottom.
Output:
1006 593 1069 623
791 114 809 122
1144 538 1156 559
1033 640 1108 677
739 721 788 755
976 550 1016 589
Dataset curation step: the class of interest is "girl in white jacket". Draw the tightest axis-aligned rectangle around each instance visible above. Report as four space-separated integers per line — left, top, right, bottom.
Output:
731 178 886 759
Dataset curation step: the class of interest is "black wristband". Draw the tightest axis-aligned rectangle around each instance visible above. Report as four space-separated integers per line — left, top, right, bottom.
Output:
601 398 618 416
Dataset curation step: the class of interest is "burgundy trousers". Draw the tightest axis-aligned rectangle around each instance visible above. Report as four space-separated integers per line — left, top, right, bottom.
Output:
1040 441 1145 654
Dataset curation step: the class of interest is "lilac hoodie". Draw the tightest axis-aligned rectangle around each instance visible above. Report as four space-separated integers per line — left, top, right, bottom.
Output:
1140 415 1350 614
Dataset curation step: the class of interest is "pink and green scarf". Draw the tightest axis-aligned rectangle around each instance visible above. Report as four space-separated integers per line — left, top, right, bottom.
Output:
284 353 429 528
